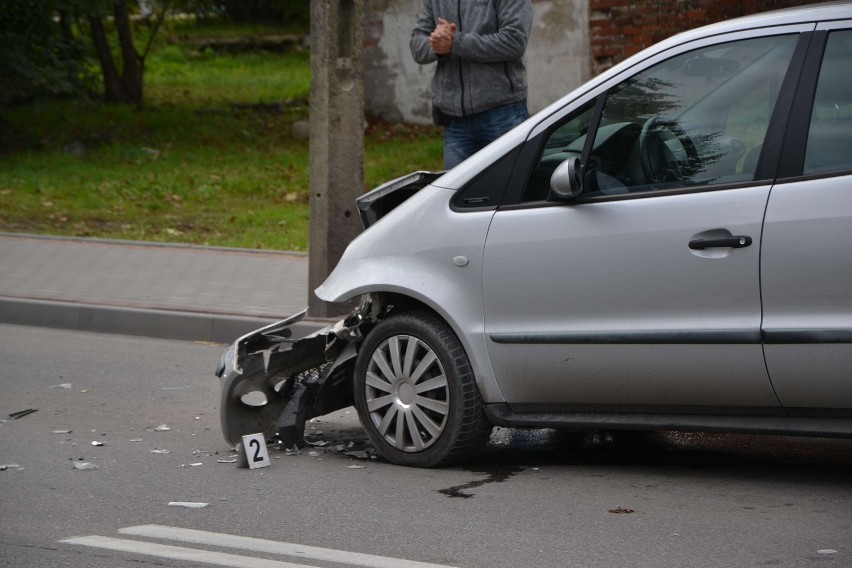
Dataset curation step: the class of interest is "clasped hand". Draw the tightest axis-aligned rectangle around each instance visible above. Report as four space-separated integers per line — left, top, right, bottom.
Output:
430 17 457 55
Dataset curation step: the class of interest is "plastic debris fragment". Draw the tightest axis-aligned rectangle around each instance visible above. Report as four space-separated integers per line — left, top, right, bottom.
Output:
168 501 209 508
150 449 170 454
9 409 38 420
345 450 369 459
52 430 72 434
217 458 237 463
1 463 22 471
50 383 72 389
818 550 837 554
130 438 143 442
190 463 203 467
347 465 366 469
154 425 171 432
91 441 105 447
73 462 99 470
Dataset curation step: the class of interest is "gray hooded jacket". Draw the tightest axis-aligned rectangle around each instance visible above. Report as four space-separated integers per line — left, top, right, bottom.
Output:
410 0 532 118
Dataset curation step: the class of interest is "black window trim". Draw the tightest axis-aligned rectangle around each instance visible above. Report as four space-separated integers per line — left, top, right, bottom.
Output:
774 30 827 179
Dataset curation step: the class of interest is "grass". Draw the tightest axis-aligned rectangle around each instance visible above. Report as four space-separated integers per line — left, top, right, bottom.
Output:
0 26 443 252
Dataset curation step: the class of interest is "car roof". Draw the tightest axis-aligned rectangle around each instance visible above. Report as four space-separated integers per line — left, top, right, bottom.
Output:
657 1 852 49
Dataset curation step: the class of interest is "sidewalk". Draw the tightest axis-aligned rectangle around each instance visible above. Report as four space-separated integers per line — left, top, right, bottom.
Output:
0 233 327 343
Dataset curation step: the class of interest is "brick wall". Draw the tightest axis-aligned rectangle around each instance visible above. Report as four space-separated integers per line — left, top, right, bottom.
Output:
590 0 813 76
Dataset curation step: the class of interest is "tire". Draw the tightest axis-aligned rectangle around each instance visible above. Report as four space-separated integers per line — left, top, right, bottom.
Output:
353 311 492 467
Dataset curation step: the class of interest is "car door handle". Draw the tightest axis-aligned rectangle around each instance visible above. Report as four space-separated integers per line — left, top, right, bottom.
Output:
688 236 752 250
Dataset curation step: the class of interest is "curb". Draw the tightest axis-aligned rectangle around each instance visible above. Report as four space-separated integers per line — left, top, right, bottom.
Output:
0 297 328 343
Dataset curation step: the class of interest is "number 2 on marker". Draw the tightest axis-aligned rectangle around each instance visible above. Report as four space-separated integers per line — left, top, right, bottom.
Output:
241 433 271 469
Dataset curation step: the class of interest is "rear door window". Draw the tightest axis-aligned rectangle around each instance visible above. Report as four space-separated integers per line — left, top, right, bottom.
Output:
804 30 852 175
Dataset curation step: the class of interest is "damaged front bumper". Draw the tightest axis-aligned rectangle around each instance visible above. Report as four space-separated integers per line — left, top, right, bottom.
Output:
214 300 376 448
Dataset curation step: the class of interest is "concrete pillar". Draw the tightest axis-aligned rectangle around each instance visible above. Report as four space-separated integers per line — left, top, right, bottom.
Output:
308 0 365 319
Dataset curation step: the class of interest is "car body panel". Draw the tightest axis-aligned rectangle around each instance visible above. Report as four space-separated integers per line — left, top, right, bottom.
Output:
482 186 779 408
762 175 852 411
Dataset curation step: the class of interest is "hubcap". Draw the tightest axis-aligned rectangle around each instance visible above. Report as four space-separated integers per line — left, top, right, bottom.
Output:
364 335 450 452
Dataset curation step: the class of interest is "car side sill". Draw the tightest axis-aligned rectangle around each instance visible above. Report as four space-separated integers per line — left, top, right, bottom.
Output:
484 404 852 438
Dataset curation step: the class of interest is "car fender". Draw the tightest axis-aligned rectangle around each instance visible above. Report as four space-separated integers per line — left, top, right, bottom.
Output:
315 184 507 404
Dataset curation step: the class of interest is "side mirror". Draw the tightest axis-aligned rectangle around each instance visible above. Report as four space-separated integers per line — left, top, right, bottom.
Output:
549 157 583 201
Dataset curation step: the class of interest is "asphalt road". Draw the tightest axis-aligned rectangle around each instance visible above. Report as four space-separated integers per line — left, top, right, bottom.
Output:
1 324 850 568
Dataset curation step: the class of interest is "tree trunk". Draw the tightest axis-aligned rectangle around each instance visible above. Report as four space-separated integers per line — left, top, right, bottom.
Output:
113 0 143 106
88 14 126 103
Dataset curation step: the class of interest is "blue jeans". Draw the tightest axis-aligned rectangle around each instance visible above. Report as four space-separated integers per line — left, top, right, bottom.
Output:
443 100 528 169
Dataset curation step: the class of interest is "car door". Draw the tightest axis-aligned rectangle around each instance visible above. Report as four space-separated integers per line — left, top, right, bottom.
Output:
482 30 807 412
761 24 852 414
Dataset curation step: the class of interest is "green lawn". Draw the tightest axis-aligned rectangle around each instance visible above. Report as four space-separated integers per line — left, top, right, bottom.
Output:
0 32 443 251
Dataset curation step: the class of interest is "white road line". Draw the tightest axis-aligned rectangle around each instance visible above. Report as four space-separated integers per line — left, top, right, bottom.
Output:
60 536 319 568
118 524 459 568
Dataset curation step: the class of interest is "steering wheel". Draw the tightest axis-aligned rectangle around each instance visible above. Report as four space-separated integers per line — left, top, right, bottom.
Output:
638 116 700 184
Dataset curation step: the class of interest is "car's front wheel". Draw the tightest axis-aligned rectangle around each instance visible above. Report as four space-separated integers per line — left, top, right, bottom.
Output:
353 311 491 467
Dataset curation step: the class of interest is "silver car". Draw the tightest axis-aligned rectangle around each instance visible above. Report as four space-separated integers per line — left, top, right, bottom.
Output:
216 3 852 467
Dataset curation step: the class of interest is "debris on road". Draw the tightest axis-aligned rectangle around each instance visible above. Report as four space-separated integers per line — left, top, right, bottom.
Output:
1 463 22 471
52 430 72 434
91 441 105 447
73 462 99 470
168 501 209 508
50 383 72 389
608 507 635 514
153 425 171 432
150 449 170 454
9 409 38 420
347 465 366 469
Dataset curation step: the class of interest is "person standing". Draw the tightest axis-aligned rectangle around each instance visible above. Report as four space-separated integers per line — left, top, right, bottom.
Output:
411 0 533 169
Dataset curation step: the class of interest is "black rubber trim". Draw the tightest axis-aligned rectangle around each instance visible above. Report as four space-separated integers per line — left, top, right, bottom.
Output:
775 31 828 179
489 330 762 345
754 32 816 181
490 329 852 345
451 144 523 212
764 329 852 344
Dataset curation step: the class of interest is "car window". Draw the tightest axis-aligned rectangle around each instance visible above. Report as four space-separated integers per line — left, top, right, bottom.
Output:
522 101 596 202
529 34 795 200
805 30 852 175
591 34 799 195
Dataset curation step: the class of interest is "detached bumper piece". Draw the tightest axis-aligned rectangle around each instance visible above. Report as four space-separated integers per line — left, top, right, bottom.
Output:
215 308 365 448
